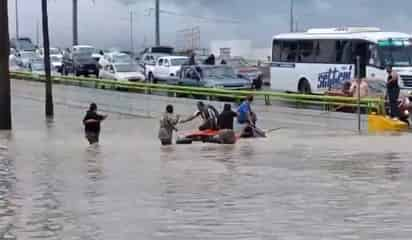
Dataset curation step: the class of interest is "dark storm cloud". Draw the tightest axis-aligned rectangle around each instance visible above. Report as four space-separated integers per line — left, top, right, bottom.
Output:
8 0 412 49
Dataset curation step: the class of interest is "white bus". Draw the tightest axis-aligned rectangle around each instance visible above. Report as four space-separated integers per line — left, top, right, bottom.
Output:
270 27 412 94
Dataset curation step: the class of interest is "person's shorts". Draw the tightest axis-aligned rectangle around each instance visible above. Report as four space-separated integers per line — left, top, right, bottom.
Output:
85 132 99 144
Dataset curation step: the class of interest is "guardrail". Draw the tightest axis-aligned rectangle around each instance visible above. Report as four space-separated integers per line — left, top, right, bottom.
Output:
11 71 386 115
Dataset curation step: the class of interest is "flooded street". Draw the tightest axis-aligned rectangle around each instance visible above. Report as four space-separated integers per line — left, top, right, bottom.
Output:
0 80 412 239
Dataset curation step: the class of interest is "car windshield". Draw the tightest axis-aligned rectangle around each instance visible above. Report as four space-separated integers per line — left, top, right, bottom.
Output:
171 58 188 66
202 66 237 79
113 54 132 63
74 47 95 55
115 64 136 73
16 39 36 51
379 45 412 67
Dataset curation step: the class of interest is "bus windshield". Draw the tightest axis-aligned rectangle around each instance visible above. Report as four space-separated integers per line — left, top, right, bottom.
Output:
379 45 412 67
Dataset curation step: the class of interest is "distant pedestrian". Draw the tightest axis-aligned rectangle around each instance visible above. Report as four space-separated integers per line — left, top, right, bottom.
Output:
386 65 400 119
204 54 215 65
158 105 180 146
83 103 107 145
188 52 196 65
220 59 227 65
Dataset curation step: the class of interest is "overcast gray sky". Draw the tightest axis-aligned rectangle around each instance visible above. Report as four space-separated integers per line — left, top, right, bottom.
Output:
7 0 412 50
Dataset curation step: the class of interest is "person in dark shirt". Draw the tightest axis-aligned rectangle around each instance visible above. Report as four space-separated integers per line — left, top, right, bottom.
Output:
83 103 107 145
218 104 237 130
386 65 400 119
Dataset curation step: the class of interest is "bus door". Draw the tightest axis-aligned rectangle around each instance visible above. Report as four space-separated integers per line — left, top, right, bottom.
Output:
352 40 369 78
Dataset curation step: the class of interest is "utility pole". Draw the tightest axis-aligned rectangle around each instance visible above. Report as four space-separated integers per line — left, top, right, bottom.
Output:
42 0 54 117
36 19 40 47
290 0 294 33
15 0 19 39
0 0 12 130
155 0 160 46
73 0 78 45
130 11 134 54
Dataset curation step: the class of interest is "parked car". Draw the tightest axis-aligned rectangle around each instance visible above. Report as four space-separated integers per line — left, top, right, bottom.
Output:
9 54 21 71
17 51 40 68
62 45 99 77
151 56 188 82
99 52 134 68
50 55 63 73
174 65 251 90
140 53 170 81
222 57 264 89
38 47 62 58
99 63 145 82
10 37 36 52
28 57 46 76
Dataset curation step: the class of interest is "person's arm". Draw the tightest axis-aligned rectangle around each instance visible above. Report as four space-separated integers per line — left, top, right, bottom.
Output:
180 112 199 123
388 72 399 84
97 113 108 121
349 82 356 97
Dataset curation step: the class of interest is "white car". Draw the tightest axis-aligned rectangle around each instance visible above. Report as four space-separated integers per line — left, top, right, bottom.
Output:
50 55 63 73
99 63 145 82
99 52 134 68
151 56 188 82
28 57 45 75
17 51 39 68
140 53 170 81
9 54 21 71
38 47 63 58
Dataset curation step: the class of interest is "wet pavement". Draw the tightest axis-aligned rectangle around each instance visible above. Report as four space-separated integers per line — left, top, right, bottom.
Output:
0 80 411 239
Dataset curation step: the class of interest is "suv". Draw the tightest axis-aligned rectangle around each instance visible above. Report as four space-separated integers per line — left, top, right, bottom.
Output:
174 65 251 90
62 45 99 77
222 57 264 89
152 56 188 82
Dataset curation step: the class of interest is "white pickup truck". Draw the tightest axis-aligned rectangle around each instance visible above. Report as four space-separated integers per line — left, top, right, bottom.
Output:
149 56 188 83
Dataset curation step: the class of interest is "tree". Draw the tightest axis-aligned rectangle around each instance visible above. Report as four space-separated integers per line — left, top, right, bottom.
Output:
42 0 54 117
0 0 12 130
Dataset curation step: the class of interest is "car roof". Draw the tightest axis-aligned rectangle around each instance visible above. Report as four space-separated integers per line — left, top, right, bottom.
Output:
73 45 94 49
159 56 188 59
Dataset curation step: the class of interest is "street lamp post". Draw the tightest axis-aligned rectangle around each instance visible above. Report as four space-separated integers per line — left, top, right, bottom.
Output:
130 11 134 54
15 0 19 39
0 0 12 130
73 0 78 45
290 0 294 33
155 0 160 46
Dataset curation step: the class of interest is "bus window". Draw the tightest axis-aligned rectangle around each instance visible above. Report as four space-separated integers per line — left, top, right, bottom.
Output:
280 41 298 62
314 40 337 63
272 40 281 61
297 40 315 62
336 40 352 64
368 44 382 68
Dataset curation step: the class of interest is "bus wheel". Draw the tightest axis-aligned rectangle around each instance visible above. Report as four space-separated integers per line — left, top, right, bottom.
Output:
298 79 311 94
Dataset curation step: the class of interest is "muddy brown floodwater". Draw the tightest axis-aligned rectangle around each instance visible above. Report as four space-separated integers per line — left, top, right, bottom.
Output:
0 80 411 239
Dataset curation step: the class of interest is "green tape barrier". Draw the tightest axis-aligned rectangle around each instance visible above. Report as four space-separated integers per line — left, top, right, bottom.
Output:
11 71 385 114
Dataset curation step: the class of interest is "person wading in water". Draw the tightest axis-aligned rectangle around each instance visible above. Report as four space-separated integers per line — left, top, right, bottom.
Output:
83 103 107 145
